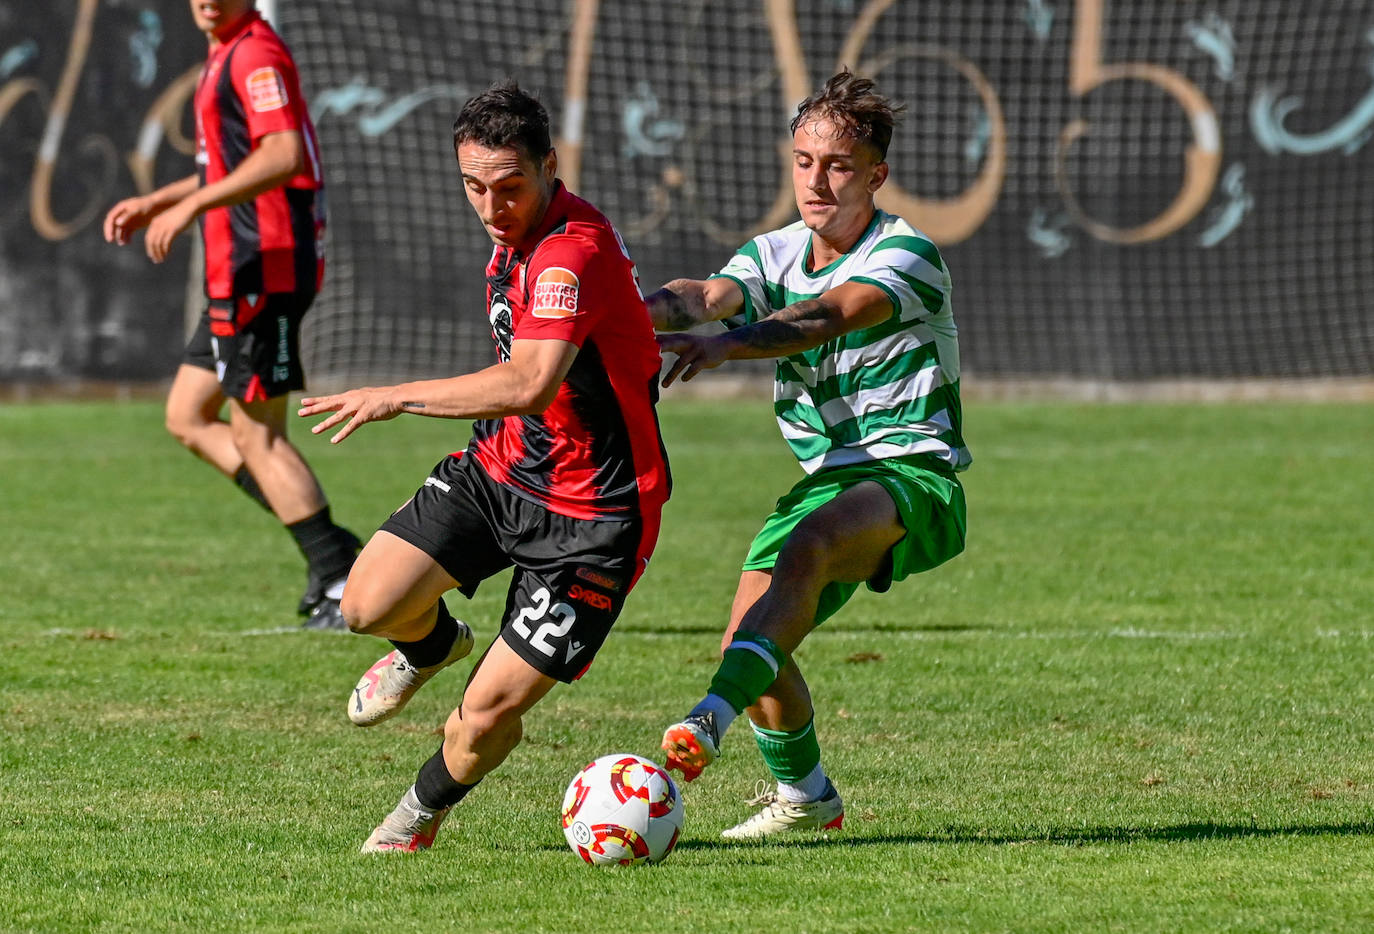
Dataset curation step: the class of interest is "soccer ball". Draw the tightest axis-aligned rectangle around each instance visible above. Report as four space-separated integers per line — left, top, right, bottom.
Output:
561 753 684 866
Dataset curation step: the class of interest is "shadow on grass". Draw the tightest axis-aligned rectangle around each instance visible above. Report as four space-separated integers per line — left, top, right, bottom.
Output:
536 821 1374 859
663 820 1374 850
618 623 995 637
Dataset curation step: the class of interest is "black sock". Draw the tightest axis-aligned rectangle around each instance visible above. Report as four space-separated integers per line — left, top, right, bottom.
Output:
414 746 479 811
286 506 357 584
233 466 273 513
390 598 460 668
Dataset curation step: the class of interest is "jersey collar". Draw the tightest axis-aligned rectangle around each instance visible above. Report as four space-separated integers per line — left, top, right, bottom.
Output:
803 208 883 278
513 180 572 259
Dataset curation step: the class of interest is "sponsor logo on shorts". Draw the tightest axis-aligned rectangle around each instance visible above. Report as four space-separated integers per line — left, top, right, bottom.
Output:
276 316 289 364
211 337 227 383
567 584 613 611
245 67 288 113
575 567 624 593
530 267 580 318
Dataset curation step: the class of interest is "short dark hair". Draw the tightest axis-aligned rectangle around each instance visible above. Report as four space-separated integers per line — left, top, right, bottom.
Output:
789 68 902 161
453 81 552 164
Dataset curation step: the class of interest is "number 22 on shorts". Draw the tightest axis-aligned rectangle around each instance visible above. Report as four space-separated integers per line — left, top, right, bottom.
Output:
510 587 578 659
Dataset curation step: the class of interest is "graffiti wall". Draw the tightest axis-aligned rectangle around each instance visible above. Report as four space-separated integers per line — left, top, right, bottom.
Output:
0 0 202 381
2 1 1372 383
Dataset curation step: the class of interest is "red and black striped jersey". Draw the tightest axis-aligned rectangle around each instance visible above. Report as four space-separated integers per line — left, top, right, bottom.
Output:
465 182 671 524
194 11 324 299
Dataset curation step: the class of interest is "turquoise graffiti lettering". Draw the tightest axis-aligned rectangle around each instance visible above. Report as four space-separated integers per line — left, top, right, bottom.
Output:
0 40 38 79
129 10 162 88
1186 13 1236 81
621 81 683 159
1023 0 1054 41
312 79 469 137
1250 30 1374 155
1198 163 1253 247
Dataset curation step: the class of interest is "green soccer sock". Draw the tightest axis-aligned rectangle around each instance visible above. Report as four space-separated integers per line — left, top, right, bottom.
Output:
706 631 788 715
751 718 822 786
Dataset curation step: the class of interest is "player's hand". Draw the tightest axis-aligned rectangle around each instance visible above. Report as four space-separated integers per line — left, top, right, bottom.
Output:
298 388 403 443
102 196 157 245
143 201 196 263
656 333 731 387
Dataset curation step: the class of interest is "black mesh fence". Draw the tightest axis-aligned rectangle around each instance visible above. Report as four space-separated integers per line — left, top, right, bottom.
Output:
283 0 1374 382
2 1 1372 384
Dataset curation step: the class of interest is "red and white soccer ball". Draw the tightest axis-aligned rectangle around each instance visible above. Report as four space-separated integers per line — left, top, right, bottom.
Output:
561 753 684 866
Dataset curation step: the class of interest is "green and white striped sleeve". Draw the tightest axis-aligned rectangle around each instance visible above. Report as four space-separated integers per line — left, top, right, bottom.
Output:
711 238 770 327
853 231 950 323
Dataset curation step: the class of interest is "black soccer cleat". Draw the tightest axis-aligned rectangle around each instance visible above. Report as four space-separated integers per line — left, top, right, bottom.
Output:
301 596 349 633
297 570 325 616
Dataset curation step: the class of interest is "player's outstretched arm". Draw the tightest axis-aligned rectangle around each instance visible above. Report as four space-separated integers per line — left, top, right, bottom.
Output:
645 278 744 331
103 174 199 245
657 280 892 387
299 338 579 443
731 280 893 357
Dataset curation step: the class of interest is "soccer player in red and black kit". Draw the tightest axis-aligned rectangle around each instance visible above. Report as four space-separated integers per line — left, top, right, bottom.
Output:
299 82 671 852
103 0 359 630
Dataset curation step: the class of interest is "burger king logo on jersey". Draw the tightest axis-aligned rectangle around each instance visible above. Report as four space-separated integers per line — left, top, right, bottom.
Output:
530 267 580 318
246 67 288 113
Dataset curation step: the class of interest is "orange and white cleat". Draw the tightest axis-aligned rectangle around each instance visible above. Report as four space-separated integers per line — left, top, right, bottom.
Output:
660 711 721 782
360 786 450 853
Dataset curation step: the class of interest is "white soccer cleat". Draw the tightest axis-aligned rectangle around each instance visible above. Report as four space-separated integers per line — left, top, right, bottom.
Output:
360 786 450 853
720 780 845 840
348 621 474 726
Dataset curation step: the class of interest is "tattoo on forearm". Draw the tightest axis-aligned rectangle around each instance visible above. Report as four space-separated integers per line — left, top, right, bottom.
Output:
402 401 426 410
776 299 832 322
736 300 834 353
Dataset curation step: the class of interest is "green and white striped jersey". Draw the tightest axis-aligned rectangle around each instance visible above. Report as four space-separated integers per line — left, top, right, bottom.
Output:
713 210 970 474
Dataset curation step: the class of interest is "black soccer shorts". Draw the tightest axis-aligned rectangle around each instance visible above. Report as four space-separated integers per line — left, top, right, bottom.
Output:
381 453 644 683
183 291 312 402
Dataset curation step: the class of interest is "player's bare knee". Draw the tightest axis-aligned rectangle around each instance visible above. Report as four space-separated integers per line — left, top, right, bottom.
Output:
338 586 387 635
228 417 275 457
340 605 372 636
775 527 833 580
164 408 198 448
450 705 522 758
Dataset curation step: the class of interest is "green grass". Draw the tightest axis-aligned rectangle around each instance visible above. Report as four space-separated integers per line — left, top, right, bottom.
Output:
1 397 1372 933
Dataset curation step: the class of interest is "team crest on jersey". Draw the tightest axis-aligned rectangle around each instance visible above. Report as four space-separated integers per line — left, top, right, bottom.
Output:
246 67 288 113
489 294 514 361
530 267 580 319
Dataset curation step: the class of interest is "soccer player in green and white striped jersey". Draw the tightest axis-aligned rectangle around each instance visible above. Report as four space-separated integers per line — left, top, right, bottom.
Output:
649 69 969 840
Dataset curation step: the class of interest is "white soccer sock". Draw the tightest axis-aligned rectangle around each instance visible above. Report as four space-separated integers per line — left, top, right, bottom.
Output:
776 763 829 803
688 694 737 739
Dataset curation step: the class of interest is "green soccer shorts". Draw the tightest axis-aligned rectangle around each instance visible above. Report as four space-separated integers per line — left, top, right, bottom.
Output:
741 456 967 625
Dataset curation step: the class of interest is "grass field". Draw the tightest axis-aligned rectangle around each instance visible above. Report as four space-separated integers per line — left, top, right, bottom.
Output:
2 397 1372 933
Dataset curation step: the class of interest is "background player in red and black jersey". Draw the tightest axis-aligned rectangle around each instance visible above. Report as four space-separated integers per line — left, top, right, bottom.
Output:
299 82 670 853
103 0 358 629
